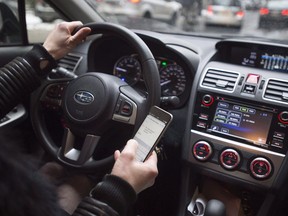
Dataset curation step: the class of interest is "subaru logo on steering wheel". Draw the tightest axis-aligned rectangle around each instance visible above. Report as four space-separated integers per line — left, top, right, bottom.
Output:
74 91 94 105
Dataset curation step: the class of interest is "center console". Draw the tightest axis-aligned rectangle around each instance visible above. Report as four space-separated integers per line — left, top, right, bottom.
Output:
186 40 288 188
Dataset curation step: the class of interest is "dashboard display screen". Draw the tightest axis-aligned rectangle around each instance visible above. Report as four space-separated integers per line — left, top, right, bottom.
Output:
209 100 273 145
229 46 288 72
230 47 257 67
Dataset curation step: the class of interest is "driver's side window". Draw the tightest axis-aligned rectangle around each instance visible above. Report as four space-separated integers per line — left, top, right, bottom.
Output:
0 0 64 46
26 0 64 43
0 1 21 44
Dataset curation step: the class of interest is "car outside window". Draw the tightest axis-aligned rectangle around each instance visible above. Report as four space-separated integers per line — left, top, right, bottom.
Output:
0 0 64 45
26 0 64 43
211 0 242 7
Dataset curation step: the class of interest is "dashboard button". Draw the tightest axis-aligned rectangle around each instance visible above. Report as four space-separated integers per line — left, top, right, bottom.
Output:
202 94 214 106
278 111 288 124
271 139 283 149
199 113 209 120
196 121 207 129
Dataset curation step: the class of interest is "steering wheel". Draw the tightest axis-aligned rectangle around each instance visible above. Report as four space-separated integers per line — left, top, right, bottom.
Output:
30 22 160 171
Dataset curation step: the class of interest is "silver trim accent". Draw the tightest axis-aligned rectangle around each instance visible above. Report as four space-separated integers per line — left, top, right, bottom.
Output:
0 104 26 127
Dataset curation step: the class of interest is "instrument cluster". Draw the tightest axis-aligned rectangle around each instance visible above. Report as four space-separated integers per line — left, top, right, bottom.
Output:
113 54 188 108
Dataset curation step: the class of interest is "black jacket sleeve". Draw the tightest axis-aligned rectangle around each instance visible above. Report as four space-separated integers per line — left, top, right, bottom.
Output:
73 175 137 216
0 44 57 118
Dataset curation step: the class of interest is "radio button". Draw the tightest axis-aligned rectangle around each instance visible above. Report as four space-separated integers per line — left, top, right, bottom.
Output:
196 121 207 129
249 157 272 179
219 149 241 170
199 113 209 120
271 139 283 149
202 94 214 106
193 141 213 161
273 131 285 140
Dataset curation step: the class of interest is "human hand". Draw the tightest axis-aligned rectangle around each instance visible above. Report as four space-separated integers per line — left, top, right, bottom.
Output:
111 139 158 194
43 21 91 60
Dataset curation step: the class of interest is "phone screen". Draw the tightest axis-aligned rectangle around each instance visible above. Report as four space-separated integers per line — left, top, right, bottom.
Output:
134 106 172 162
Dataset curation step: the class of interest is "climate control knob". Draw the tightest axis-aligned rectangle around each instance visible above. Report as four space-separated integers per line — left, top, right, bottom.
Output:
193 141 213 161
249 157 272 179
219 149 241 170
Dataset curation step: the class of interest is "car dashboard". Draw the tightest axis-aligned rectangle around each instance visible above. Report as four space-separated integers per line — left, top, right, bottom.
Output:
44 31 288 215
189 40 288 185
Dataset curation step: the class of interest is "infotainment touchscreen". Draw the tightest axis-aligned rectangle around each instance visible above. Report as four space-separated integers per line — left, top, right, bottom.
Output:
209 100 274 145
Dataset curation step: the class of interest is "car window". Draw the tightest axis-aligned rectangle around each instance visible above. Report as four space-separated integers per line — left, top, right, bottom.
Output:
0 1 21 44
0 0 65 46
211 0 241 7
26 0 64 43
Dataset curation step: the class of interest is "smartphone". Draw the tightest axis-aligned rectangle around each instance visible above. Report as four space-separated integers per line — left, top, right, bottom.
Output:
134 105 173 162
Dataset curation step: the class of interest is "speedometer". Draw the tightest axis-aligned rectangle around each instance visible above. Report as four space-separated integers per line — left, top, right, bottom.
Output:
160 64 186 96
113 55 141 85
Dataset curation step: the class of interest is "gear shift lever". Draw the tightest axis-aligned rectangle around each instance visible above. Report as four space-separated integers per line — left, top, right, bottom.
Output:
204 199 226 216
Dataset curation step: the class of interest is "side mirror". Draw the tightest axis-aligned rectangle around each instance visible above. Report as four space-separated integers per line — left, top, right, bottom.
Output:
0 2 21 44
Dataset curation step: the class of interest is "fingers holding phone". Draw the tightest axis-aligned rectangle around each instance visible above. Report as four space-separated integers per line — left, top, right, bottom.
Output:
111 139 158 193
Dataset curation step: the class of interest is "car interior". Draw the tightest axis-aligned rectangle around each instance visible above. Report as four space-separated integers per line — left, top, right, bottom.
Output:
2 0 288 216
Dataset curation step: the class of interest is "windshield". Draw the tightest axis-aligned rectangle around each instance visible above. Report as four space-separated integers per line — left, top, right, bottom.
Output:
83 0 288 43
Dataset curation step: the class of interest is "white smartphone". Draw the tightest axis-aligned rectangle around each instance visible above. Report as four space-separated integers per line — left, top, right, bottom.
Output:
134 105 173 162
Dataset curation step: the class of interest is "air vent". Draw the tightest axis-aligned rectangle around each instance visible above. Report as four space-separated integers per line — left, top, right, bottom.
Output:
264 79 288 103
201 69 239 92
57 53 82 73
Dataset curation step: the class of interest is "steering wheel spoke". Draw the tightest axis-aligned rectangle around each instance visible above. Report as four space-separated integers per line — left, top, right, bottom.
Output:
58 128 101 166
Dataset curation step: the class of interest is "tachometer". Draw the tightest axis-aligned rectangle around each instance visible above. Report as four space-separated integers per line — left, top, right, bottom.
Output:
113 55 141 85
160 64 186 96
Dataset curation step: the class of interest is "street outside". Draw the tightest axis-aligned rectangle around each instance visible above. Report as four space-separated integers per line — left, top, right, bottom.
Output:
190 10 288 41
27 10 288 43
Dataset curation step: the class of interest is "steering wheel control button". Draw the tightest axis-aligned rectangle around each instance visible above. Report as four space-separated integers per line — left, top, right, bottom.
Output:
249 157 273 179
219 149 241 170
202 94 214 106
120 101 133 116
193 141 213 161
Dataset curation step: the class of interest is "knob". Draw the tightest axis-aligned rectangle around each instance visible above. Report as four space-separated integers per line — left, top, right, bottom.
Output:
204 199 226 216
249 157 272 179
202 94 214 106
193 141 213 161
278 111 288 124
219 149 241 170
